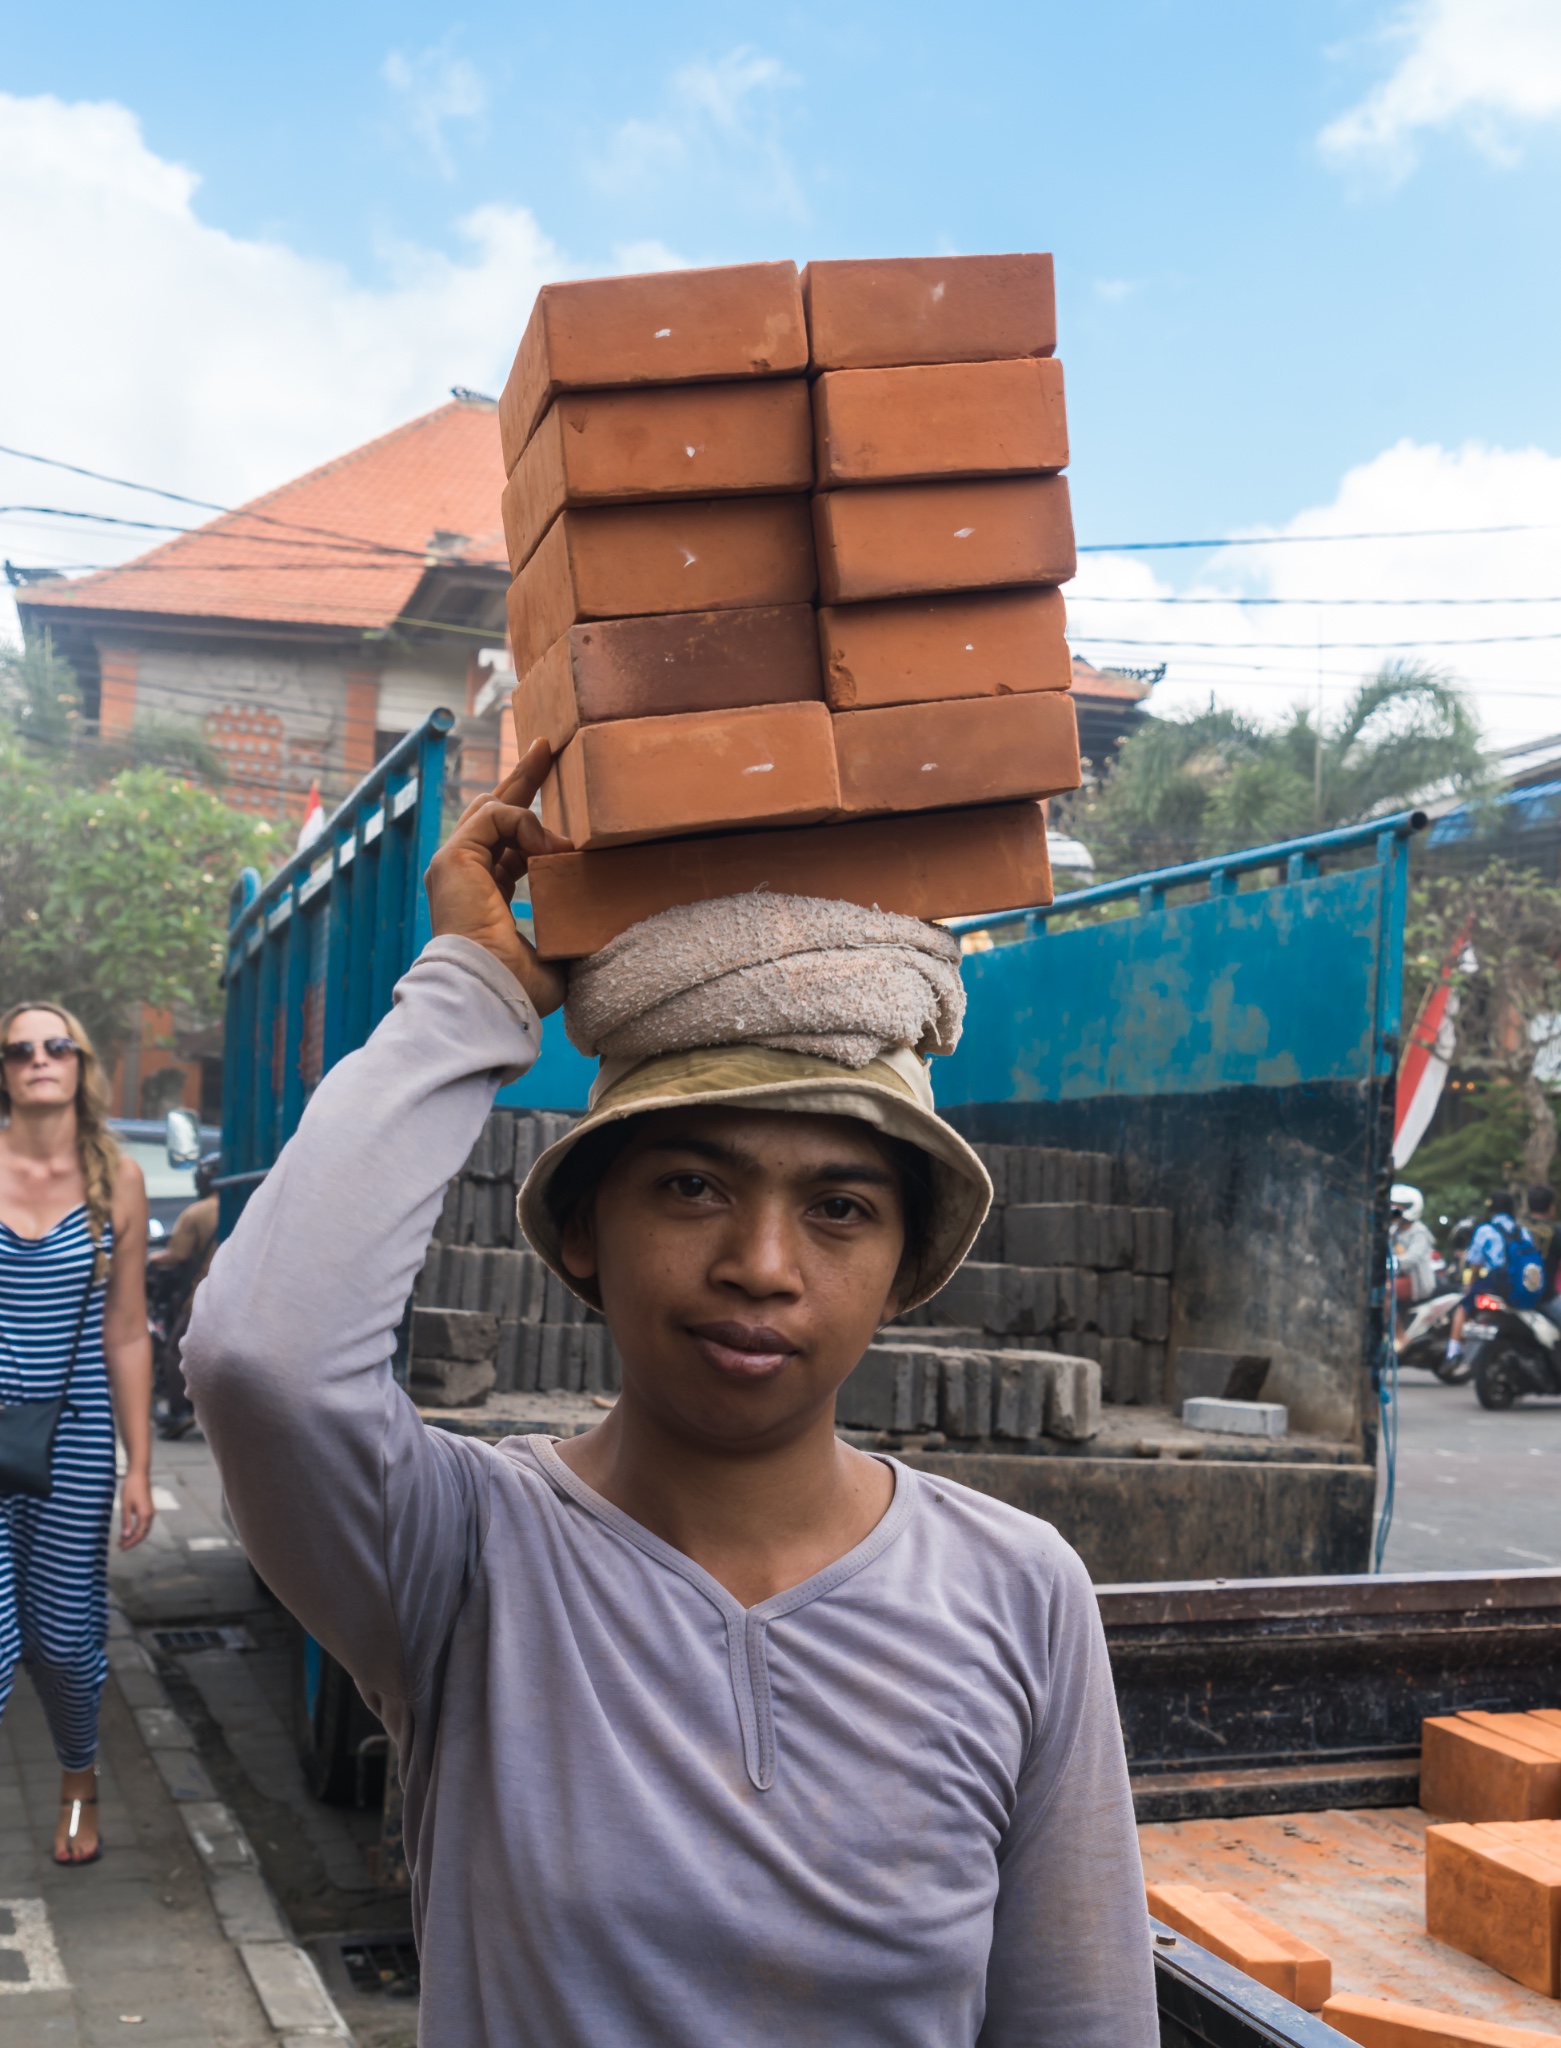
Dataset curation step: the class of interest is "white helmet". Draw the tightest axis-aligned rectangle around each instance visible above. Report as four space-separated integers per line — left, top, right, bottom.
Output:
1390 1183 1424 1224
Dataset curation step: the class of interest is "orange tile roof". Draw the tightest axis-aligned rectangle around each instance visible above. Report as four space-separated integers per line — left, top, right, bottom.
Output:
1071 654 1154 703
21 400 506 635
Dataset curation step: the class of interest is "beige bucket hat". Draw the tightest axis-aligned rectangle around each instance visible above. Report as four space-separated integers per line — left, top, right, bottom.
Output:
516 1041 992 1314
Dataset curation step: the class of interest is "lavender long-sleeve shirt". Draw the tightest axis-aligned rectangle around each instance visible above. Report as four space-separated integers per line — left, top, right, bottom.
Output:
183 936 1157 2047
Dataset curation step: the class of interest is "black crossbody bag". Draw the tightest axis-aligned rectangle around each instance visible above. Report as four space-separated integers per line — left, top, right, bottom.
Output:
0 1266 97 1500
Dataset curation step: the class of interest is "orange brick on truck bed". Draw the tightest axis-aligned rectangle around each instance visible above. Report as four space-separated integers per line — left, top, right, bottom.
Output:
526 801 1053 958
1424 1820 1561 1994
502 382 813 573
1421 1713 1561 1822
538 701 840 850
514 607 823 756
499 261 808 469
812 475 1075 604
833 690 1081 816
506 497 817 673
802 253 1055 370
812 358 1068 487
818 587 1071 710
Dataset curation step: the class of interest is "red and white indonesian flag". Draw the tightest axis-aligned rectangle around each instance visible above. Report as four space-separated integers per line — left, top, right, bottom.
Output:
1394 922 1471 1170
296 780 326 853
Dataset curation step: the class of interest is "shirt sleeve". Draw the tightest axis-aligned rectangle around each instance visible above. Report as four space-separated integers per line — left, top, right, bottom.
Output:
181 935 542 1709
978 1545 1159 2048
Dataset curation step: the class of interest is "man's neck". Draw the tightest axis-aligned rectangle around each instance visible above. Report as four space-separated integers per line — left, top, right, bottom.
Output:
556 1395 894 1609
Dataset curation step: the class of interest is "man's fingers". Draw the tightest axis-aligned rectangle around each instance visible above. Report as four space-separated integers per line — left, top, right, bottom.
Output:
454 799 572 861
451 739 553 829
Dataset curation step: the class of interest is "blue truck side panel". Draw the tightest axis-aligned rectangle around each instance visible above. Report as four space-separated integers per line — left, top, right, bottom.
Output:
218 712 452 1238
942 864 1389 1107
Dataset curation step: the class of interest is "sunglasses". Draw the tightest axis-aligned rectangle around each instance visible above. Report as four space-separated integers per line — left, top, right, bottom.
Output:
2 1037 81 1065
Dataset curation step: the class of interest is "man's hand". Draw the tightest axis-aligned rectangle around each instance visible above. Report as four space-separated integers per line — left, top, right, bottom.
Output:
425 739 573 1015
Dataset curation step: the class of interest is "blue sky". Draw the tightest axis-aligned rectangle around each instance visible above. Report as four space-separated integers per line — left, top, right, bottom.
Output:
3 0 1560 741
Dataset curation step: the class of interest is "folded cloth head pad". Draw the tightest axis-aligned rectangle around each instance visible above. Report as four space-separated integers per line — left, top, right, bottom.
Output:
564 891 965 1070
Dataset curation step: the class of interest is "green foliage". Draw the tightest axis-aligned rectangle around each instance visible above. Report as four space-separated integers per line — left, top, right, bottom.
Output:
0 634 225 786
0 632 82 749
1406 1081 1530 1237
0 731 275 1055
1404 859 1561 1188
1057 663 1488 879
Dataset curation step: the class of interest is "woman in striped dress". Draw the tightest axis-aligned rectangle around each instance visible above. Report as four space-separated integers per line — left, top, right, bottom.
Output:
0 1003 155 1864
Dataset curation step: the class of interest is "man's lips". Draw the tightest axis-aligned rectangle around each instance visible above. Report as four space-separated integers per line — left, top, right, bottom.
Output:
685 1321 800 1380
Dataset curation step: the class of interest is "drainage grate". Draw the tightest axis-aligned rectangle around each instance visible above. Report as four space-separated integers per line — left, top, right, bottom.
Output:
340 1935 420 1998
150 1625 256 1654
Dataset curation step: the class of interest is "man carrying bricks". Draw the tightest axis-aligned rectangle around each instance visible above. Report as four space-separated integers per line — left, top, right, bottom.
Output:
181 742 1157 2047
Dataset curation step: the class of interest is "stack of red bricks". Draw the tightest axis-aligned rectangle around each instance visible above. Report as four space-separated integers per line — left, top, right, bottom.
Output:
497 254 1080 958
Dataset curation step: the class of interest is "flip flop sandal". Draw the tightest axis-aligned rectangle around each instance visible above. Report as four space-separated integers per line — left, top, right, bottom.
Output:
54 1792 102 1867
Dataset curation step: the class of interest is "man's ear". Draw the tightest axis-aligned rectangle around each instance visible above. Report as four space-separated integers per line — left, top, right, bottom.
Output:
558 1202 599 1283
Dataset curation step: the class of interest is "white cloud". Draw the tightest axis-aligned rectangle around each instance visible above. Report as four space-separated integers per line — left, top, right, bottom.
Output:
1093 278 1138 304
382 43 487 179
1320 0 1561 180
0 91 567 640
613 238 694 274
1069 439 1561 752
588 47 806 221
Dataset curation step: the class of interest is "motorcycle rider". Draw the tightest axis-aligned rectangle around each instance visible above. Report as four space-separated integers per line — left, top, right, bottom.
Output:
1446 1188 1546 1370
1390 1184 1437 1339
147 1154 219 1441
1525 1184 1561 1327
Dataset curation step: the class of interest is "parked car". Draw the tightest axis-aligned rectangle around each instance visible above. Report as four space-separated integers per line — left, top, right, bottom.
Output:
108 1109 221 1237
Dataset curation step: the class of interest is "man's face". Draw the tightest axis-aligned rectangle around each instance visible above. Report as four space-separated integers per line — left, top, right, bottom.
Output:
560 1106 908 1452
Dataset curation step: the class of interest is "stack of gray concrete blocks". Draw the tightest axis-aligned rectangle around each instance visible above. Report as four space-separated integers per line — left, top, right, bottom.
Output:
414 1108 622 1399
837 1340 1101 1443
894 1141 1174 1408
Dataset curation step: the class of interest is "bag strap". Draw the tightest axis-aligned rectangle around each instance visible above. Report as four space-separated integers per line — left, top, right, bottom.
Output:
57 1256 99 1410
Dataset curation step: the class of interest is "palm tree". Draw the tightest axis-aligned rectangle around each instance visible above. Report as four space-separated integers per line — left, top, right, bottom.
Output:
1058 663 1487 879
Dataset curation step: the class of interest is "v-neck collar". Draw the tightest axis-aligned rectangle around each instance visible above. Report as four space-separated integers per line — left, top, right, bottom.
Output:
522 1435 919 1791
525 1432 919 1626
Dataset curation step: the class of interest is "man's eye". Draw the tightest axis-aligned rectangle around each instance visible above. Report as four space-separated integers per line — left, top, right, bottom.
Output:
668 1174 711 1199
816 1196 862 1223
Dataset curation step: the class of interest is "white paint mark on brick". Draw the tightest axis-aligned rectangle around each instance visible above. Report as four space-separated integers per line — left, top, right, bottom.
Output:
654 327 672 338
953 527 975 539
0 1898 70 1993
742 762 775 775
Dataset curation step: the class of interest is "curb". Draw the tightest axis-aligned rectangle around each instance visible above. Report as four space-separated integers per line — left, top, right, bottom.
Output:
107 1608 354 2041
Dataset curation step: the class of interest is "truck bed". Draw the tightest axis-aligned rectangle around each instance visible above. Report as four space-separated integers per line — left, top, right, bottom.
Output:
1141 1803 1561 2035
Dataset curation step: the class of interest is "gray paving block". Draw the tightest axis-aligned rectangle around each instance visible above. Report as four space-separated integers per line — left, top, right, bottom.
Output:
1054 1266 1098 1333
1133 1207 1174 1276
877 1325 986 1349
111 1664 170 1711
938 1351 993 1437
149 1745 218 1802
1043 1352 1102 1442
410 1356 496 1406
134 1706 194 1750
993 1356 1046 1440
926 1262 1055 1337
412 1307 498 1362
1132 1274 1171 1342
836 1345 939 1432
1003 1203 1079 1268
971 1210 1005 1261
238 1942 349 2035
1098 1269 1135 1339
1095 1206 1135 1271
512 1112 542 1182
210 1868 291 1944
1183 1395 1288 1437
179 1799 259 1871
1172 1347 1271 1404
1099 1336 1148 1405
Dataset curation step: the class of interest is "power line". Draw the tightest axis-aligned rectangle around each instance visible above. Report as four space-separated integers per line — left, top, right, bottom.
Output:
1078 523 1561 553
1078 631 1561 650
1068 592 1561 607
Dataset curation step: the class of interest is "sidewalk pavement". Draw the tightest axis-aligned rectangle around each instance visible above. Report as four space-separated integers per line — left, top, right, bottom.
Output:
0 1423 400 2043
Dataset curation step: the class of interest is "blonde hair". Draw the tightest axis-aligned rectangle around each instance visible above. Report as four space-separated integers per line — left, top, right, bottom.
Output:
0 1000 120 1283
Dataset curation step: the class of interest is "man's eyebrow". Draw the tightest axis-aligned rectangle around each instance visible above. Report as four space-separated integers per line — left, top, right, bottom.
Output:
639 1137 897 1186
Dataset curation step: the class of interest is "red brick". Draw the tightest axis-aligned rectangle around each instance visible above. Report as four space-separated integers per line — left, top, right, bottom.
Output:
499 262 808 469
507 497 817 674
1322 1991 1561 2047
833 691 1079 816
1425 1820 1561 1994
819 588 1069 710
527 801 1053 958
802 254 1055 371
539 701 839 850
515 607 823 755
1146 1883 1331 2010
813 359 1068 488
502 382 813 573
813 476 1074 604
1421 1714 1561 1822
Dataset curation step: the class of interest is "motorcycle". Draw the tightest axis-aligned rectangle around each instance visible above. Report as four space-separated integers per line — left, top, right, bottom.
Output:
1396 1290 1470 1382
1462 1290 1561 1410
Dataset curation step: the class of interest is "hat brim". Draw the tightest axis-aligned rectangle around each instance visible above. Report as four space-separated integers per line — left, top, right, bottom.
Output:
516 1044 992 1315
